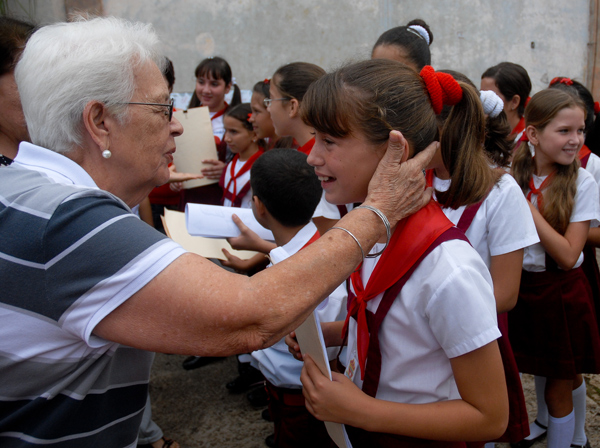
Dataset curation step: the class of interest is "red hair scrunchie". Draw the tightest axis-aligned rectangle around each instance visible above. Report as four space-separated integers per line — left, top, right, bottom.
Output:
550 77 573 86
419 66 463 115
594 102 600 115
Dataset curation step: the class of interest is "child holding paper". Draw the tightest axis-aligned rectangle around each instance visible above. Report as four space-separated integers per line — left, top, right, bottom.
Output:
249 148 347 448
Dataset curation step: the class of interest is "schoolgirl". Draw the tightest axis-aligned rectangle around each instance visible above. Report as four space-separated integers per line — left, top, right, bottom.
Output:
513 77 600 448
180 57 241 209
426 70 538 447
188 56 241 142
508 89 600 448
290 59 508 446
249 79 295 150
267 62 345 233
219 103 264 208
371 18 433 71
481 62 532 140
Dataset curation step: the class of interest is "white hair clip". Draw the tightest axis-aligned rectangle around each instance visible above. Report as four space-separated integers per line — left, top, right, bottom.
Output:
408 25 430 46
479 90 504 118
232 76 237 85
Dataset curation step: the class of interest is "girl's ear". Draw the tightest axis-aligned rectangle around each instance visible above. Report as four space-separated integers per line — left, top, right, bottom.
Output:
509 94 521 112
224 82 232 95
288 98 300 118
526 125 538 145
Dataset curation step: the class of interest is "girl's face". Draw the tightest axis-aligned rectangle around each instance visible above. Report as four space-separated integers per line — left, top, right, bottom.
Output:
223 116 255 157
250 91 276 140
195 73 231 111
267 82 292 137
307 129 385 205
530 106 585 174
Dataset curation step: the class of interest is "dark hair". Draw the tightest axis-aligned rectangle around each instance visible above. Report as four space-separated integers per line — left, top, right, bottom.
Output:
162 57 175 93
302 59 494 209
253 79 270 98
511 89 584 234
251 148 321 227
271 62 326 103
481 62 531 118
0 16 36 76
188 56 241 108
372 19 433 70
441 69 512 168
548 77 599 153
225 103 266 148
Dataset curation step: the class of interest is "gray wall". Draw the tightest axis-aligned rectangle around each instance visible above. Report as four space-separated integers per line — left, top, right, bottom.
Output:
9 0 592 96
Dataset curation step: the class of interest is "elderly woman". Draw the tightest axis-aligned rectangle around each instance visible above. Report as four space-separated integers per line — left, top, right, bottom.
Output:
0 16 35 165
0 17 434 447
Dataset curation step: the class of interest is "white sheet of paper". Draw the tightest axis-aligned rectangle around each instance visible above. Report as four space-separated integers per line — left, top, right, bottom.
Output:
185 203 275 241
162 209 258 260
269 251 352 448
172 107 219 189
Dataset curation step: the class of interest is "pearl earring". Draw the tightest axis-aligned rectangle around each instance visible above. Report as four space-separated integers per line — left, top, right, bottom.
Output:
102 149 112 159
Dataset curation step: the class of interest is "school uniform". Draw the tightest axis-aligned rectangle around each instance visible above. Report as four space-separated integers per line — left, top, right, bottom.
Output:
509 168 600 378
219 150 263 208
344 202 500 447
433 172 538 443
251 222 346 448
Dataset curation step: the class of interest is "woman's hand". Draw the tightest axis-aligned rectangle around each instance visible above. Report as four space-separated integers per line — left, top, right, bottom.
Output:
363 130 437 228
301 354 369 426
201 159 226 180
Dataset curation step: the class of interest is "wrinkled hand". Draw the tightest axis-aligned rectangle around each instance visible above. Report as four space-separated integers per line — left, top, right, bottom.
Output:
285 331 303 361
226 214 275 253
201 159 226 180
301 355 368 425
364 130 437 228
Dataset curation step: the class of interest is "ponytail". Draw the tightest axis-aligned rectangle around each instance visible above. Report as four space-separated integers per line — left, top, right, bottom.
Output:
436 81 500 209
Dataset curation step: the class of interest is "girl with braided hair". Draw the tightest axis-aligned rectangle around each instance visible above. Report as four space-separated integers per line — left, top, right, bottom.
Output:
286 59 508 446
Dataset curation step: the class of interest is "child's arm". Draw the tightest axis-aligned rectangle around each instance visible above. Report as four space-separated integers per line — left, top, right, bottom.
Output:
587 227 600 246
489 249 523 312
221 250 269 274
301 340 508 442
527 202 590 270
226 214 277 253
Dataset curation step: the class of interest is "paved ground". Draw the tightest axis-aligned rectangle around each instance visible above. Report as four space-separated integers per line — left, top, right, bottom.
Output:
148 353 600 448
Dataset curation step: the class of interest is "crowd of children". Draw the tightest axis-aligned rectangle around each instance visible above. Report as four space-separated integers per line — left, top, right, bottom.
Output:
140 18 600 448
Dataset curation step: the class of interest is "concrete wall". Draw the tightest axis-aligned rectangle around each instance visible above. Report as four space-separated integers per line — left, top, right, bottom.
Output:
7 0 593 98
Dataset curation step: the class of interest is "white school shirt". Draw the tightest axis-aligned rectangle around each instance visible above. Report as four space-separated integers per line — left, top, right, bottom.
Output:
210 111 225 141
433 173 539 269
583 152 600 196
251 222 348 388
313 192 354 220
347 239 499 403
522 167 600 272
222 158 253 208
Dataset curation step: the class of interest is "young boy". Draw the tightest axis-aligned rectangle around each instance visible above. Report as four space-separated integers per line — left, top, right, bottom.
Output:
249 149 347 448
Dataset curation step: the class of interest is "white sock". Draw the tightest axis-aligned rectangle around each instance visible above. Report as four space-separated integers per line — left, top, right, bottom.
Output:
535 375 549 426
547 410 575 448
572 381 587 446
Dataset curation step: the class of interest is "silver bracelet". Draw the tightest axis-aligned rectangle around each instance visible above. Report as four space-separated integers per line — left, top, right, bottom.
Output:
354 205 391 258
327 226 365 261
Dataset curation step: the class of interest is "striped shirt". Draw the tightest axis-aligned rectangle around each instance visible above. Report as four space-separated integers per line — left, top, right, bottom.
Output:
0 143 186 447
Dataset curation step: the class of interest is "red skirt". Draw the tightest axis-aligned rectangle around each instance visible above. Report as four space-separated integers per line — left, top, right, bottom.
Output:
508 267 600 378
345 426 466 448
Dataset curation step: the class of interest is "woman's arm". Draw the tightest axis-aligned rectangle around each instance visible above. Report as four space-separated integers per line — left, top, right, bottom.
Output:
489 249 523 312
94 132 438 357
301 341 508 442
528 202 589 270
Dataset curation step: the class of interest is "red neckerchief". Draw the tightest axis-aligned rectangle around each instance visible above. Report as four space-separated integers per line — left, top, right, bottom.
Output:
425 169 435 187
579 144 592 161
210 102 228 121
343 200 454 380
301 230 320 249
297 137 315 155
527 171 555 213
510 116 526 139
223 149 264 205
